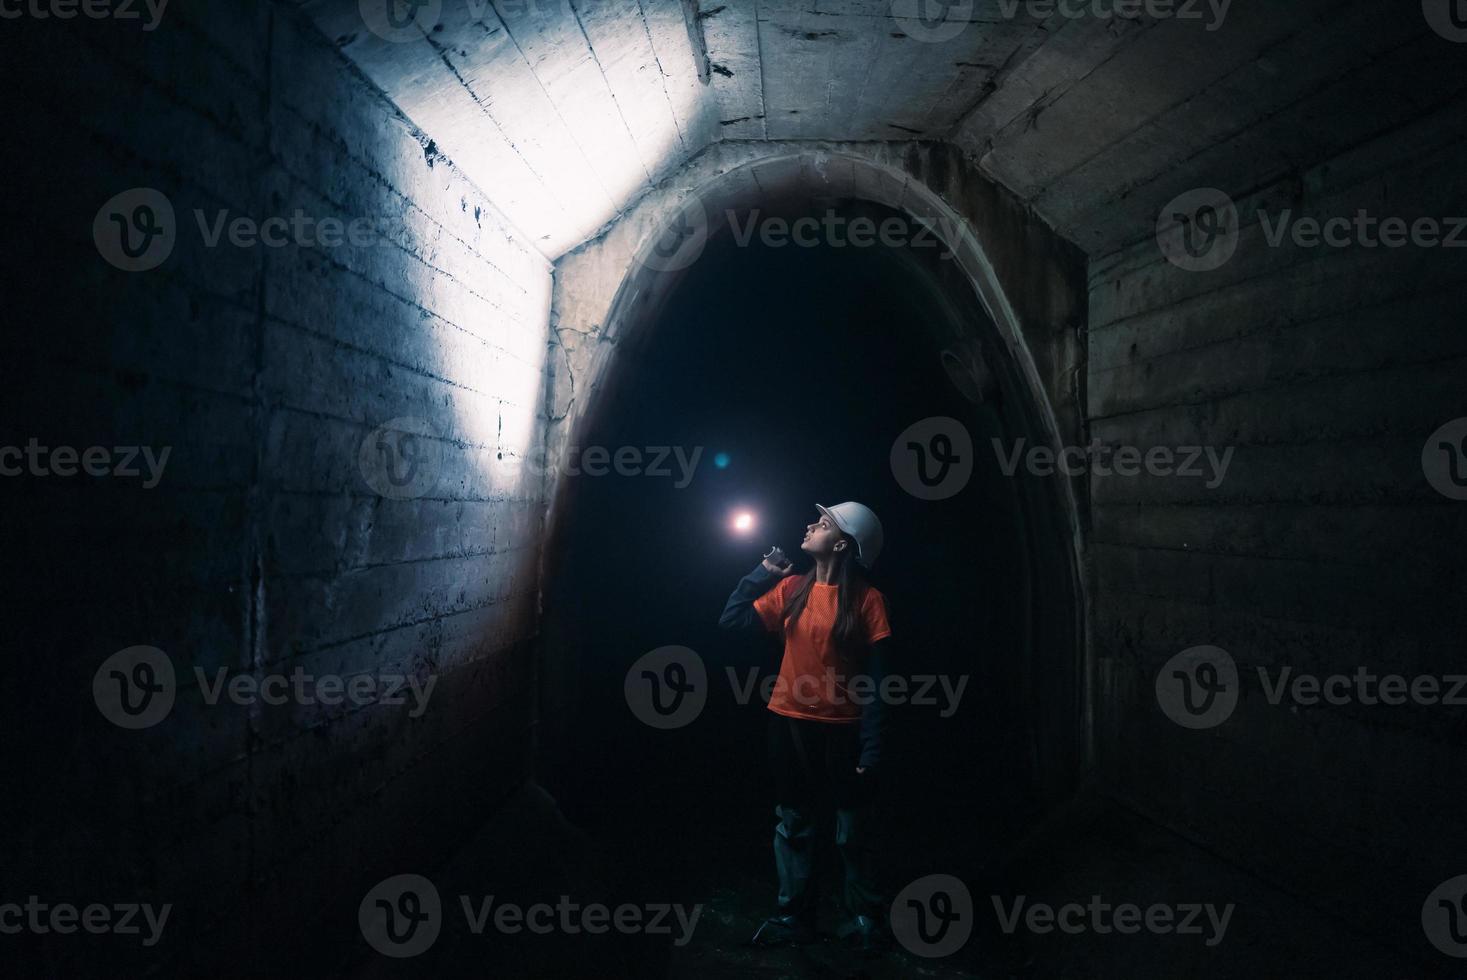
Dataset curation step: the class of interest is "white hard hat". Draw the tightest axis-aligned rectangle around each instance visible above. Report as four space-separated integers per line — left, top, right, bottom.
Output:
816 501 884 569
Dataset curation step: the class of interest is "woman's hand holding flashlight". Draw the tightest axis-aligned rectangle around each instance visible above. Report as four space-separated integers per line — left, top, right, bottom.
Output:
761 546 795 576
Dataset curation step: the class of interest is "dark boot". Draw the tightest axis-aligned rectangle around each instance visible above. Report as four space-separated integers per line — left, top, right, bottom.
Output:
836 913 889 958
750 912 818 947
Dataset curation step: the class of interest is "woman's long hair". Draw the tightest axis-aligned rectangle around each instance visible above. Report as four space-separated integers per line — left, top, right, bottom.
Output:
778 532 873 667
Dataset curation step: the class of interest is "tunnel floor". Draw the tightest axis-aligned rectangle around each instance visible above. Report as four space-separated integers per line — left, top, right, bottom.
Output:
344 780 1408 979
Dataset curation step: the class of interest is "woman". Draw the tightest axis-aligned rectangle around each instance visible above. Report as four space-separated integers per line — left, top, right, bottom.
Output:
717 501 895 956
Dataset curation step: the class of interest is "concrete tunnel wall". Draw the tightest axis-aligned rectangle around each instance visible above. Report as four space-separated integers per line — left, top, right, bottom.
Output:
11 5 553 972
1084 94 1467 949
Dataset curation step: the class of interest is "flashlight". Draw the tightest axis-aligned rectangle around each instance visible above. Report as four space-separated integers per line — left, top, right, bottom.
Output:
763 545 792 571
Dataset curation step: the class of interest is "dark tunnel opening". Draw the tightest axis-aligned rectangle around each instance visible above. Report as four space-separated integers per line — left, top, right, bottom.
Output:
533 198 1084 971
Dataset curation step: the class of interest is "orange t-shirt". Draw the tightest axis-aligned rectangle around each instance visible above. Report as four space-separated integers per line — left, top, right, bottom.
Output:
752 576 892 723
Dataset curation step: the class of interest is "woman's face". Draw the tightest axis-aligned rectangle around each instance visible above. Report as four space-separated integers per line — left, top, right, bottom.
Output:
800 512 847 559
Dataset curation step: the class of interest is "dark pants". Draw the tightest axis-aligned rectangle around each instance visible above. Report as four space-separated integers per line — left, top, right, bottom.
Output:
767 713 884 925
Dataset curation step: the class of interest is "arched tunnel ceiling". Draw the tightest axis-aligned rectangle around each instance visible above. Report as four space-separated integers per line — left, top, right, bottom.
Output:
302 0 1452 260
